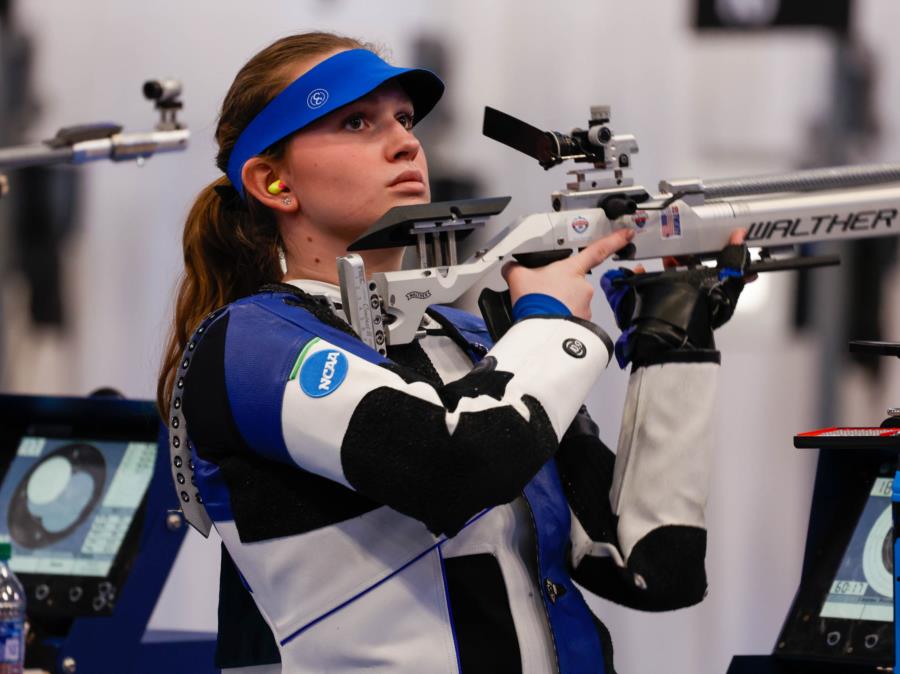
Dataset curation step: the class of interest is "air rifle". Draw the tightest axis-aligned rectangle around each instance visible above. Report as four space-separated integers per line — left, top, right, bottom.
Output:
338 106 900 351
0 78 189 197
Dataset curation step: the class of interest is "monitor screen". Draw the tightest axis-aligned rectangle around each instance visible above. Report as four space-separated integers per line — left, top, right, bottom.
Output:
0 436 156 578
818 476 893 622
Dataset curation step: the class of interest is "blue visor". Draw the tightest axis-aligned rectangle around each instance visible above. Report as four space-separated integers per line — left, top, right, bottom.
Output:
226 48 444 198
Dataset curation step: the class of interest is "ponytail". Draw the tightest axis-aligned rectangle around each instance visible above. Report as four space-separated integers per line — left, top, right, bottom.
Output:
157 32 379 416
156 176 280 414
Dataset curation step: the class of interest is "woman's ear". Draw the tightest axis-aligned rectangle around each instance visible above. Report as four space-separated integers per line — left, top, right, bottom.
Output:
241 157 299 214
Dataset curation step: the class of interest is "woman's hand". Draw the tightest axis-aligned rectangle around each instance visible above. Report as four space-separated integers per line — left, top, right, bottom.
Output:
502 229 635 321
600 227 752 368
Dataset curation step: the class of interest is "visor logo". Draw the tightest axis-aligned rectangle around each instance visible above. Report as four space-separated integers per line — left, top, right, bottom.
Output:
307 88 329 109
300 349 348 397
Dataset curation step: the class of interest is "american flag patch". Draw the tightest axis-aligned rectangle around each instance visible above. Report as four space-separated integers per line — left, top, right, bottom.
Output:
661 206 682 239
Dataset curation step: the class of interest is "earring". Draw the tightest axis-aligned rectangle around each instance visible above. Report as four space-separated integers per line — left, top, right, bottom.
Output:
282 196 293 206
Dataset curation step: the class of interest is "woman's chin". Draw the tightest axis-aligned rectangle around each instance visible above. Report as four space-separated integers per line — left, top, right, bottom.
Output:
387 180 430 199
389 191 430 207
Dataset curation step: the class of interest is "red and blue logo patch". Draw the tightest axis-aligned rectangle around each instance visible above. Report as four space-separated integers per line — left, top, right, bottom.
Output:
571 216 590 234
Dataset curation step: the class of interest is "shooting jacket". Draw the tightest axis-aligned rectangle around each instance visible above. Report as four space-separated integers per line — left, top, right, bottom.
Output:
180 280 721 674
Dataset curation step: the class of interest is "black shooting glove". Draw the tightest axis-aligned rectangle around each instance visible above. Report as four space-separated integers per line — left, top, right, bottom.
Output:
600 243 749 368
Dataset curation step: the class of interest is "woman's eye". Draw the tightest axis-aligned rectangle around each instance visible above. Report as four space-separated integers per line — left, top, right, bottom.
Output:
344 115 366 131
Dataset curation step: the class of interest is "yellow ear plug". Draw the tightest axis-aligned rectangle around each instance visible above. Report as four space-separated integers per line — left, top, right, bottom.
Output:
267 179 287 195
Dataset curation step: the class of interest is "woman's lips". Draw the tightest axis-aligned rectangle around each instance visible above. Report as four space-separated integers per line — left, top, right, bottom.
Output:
388 169 425 188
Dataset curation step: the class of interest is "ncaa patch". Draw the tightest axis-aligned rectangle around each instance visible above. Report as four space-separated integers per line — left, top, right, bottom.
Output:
300 349 349 398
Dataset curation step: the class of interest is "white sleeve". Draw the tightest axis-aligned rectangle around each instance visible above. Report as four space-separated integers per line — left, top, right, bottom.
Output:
610 359 719 563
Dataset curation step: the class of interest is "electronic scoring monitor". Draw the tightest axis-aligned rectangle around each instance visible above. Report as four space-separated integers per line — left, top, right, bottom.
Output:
0 436 155 581
776 458 894 671
0 395 161 621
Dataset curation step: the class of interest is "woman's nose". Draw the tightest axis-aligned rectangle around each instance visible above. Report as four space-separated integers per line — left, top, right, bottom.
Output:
387 127 421 162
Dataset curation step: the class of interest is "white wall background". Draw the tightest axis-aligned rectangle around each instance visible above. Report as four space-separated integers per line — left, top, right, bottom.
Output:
4 1 900 673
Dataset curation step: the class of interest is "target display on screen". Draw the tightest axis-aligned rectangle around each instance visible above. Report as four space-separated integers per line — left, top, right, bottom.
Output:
0 436 156 577
819 476 894 622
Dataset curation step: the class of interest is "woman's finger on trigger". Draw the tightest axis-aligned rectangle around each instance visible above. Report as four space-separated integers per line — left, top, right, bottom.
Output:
662 256 679 269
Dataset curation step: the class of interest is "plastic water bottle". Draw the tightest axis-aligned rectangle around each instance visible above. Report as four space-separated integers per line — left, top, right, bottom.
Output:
0 543 25 674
